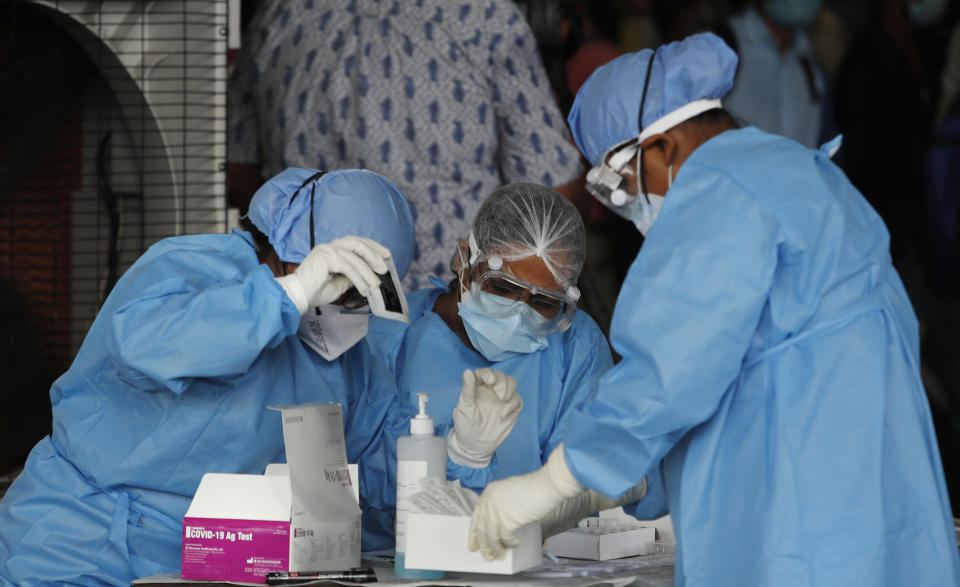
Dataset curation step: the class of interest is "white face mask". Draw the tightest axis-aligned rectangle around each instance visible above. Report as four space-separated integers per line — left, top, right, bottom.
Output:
297 304 370 361
630 163 671 237
632 193 664 236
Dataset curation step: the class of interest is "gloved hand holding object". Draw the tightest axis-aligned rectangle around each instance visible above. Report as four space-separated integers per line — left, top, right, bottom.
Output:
276 236 389 314
469 443 583 560
540 478 648 539
447 368 523 468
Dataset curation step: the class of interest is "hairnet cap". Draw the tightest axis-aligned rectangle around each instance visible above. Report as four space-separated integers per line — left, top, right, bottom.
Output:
247 168 416 277
568 32 738 166
469 182 586 289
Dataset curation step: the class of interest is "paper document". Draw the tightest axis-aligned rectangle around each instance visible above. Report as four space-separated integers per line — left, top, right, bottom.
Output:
276 403 361 571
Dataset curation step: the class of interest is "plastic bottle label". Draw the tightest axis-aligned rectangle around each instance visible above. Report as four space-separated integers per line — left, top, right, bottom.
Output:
395 460 429 552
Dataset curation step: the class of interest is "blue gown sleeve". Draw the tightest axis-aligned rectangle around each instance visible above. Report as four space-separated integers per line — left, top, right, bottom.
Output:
108 248 301 394
543 315 614 458
365 316 408 375
344 343 416 551
564 166 780 498
344 344 413 512
445 448 498 492
622 461 670 521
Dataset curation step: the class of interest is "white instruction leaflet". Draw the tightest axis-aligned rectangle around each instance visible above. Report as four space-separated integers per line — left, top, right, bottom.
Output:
274 402 361 571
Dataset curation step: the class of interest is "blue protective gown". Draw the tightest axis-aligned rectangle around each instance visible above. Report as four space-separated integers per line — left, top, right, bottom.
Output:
0 230 408 586
563 128 960 585
366 280 615 536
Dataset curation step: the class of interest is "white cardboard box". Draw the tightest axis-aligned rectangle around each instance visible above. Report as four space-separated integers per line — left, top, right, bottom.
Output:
404 513 542 574
545 521 656 561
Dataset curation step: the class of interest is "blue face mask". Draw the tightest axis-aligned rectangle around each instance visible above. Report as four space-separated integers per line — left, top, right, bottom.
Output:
907 0 948 26
457 289 550 362
762 0 823 29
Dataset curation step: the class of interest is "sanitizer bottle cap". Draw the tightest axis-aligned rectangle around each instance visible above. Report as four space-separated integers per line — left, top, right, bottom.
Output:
410 393 434 435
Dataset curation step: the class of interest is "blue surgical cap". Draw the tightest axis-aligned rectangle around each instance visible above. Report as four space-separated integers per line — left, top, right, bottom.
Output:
568 32 738 166
248 168 416 278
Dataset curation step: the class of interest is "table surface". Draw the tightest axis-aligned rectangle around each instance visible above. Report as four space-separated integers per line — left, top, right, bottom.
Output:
133 553 675 587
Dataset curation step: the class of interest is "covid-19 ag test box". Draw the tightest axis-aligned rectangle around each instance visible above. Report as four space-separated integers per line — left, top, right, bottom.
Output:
180 465 361 583
181 473 292 582
182 403 362 582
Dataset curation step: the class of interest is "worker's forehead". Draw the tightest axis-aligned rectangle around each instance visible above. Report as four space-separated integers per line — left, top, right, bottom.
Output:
492 256 559 290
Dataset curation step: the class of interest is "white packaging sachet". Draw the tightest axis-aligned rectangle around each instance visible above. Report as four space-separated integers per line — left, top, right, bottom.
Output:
407 478 479 516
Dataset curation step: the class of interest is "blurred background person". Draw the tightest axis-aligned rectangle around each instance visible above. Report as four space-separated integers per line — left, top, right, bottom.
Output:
556 1 637 338
835 0 939 276
618 0 664 53
227 0 587 292
719 0 830 148
918 0 960 515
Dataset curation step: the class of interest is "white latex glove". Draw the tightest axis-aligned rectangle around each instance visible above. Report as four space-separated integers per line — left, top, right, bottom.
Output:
275 236 389 315
447 368 523 468
540 478 648 539
469 443 583 560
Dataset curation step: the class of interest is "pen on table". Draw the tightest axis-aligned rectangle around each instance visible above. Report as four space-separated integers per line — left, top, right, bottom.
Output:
265 567 378 585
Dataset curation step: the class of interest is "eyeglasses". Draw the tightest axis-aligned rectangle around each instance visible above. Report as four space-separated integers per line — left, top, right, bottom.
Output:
468 267 577 334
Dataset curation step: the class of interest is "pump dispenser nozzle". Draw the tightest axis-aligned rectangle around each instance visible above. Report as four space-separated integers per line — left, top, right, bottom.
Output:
411 392 434 435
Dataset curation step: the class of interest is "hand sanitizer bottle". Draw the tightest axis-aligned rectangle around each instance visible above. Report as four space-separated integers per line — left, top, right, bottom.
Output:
394 393 446 579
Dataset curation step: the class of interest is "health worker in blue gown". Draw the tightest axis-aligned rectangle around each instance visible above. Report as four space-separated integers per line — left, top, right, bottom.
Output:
366 182 653 544
467 33 960 586
0 168 416 586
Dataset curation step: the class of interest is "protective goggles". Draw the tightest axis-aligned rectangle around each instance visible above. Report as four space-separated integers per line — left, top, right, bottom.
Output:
585 137 641 216
333 255 409 322
467 266 578 334
339 287 371 311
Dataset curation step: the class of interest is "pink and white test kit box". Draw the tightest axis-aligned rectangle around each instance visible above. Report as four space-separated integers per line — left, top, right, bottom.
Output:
181 473 292 582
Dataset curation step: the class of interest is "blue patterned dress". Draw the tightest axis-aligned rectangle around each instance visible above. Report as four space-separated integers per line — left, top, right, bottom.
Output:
228 0 583 289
